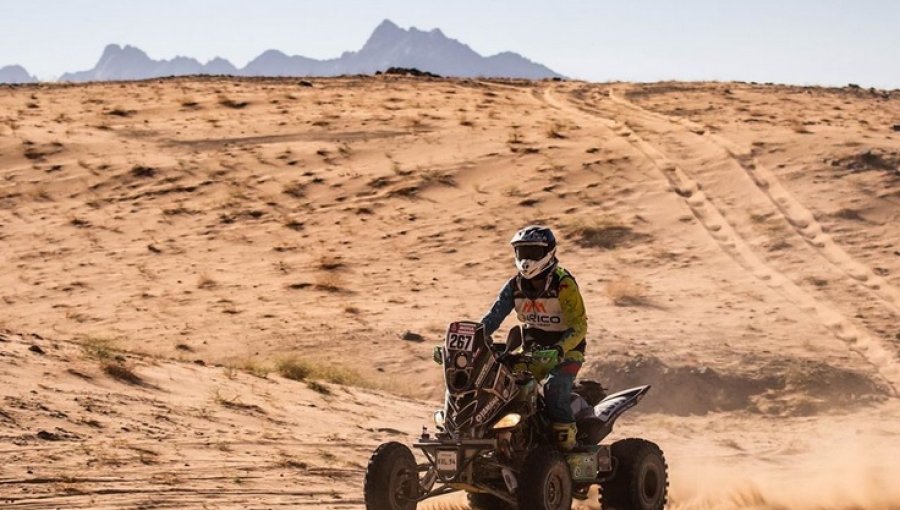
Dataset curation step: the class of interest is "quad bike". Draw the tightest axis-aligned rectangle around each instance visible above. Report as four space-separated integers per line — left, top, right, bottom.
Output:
364 321 668 510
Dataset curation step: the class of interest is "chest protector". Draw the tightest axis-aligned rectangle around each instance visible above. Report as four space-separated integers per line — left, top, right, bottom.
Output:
512 267 571 334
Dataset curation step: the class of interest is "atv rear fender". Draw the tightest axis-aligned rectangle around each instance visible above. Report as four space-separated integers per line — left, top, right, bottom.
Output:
577 385 650 445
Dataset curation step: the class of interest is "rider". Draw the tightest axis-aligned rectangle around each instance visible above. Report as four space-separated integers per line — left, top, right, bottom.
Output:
480 225 587 451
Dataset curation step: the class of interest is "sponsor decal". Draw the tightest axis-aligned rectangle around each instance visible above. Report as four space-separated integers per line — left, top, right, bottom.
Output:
520 300 563 325
596 396 629 422
474 362 491 389
522 301 547 314
449 322 476 334
475 396 502 424
495 374 511 398
523 313 562 324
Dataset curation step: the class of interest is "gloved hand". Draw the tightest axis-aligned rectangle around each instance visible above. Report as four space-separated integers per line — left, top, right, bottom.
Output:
532 346 564 368
433 345 444 365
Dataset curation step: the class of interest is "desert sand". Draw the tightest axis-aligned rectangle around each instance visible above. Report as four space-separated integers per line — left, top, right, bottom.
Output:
1 76 898 509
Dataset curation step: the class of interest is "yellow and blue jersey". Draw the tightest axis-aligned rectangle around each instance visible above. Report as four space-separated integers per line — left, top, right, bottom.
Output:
480 265 588 362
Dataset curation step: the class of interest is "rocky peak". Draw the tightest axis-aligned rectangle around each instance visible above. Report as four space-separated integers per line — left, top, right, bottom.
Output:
0 65 37 84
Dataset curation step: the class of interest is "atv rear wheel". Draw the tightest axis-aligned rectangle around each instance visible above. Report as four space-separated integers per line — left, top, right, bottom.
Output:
600 438 667 510
467 492 511 510
364 442 418 510
517 446 572 510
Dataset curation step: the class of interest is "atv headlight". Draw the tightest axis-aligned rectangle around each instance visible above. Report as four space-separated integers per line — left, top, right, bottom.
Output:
492 412 521 430
433 410 445 429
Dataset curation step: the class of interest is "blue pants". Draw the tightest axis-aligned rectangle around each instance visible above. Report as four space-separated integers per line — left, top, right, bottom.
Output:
544 361 581 423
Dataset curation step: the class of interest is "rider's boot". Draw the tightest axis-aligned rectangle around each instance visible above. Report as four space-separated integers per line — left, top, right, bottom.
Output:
552 422 577 451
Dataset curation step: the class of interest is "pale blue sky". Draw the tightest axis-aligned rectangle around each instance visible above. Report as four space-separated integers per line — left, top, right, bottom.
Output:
2 0 898 87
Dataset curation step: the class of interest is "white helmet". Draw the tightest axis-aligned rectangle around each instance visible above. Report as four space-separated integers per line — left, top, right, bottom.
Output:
510 225 557 279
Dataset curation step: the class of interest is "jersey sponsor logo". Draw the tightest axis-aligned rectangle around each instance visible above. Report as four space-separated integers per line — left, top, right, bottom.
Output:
522 301 547 314
523 313 562 325
519 300 563 325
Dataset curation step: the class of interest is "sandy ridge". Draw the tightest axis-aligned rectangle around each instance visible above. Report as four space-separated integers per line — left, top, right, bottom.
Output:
542 85 900 395
608 89 900 317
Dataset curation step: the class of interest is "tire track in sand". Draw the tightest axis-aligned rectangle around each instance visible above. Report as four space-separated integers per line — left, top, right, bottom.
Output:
607 88 900 319
541 85 900 395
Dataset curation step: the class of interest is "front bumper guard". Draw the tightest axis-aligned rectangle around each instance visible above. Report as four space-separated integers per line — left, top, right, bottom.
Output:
413 436 515 504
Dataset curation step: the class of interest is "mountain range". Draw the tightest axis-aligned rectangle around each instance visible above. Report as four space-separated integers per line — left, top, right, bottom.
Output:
0 20 561 83
0 65 37 84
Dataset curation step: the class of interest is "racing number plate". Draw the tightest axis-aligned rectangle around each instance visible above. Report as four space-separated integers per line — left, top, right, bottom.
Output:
446 332 474 351
436 450 458 473
446 322 476 352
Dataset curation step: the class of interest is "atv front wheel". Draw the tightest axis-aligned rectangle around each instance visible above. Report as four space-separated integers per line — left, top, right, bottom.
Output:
600 438 667 510
364 442 419 510
517 446 572 510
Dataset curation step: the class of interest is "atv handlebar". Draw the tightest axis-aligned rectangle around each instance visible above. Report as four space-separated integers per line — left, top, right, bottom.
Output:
493 345 560 371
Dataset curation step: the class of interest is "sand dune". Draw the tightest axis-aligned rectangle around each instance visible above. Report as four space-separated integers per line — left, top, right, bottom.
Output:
1 76 898 508
0 328 431 509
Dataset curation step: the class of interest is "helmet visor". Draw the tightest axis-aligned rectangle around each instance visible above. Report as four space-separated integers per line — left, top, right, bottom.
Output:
515 244 546 261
